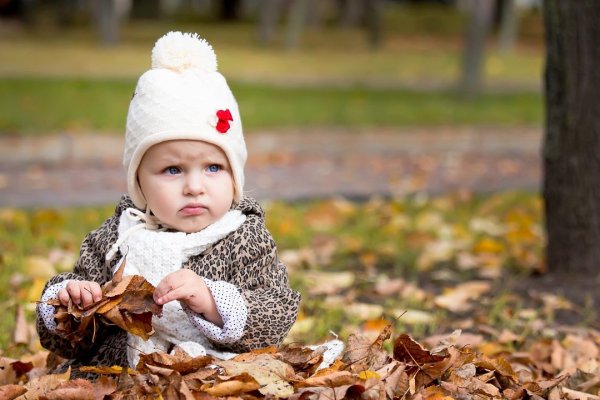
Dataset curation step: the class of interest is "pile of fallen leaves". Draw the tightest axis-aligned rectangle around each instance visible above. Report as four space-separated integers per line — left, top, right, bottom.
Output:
1 324 599 399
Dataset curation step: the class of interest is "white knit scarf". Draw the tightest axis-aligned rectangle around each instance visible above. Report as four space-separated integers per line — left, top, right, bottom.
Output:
110 207 246 367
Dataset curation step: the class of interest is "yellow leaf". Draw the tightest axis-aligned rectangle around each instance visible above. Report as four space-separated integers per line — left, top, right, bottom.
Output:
362 318 391 332
23 256 56 279
26 278 48 302
358 370 381 380
473 237 505 254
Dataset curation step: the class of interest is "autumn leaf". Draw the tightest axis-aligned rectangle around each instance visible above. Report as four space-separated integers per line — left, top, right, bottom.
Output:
215 354 296 397
137 349 213 374
279 343 325 375
342 323 391 373
393 333 448 366
42 378 96 400
43 259 162 343
201 373 261 397
0 384 27 400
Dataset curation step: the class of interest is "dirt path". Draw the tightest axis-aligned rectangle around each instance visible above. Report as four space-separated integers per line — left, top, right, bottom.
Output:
0 126 541 207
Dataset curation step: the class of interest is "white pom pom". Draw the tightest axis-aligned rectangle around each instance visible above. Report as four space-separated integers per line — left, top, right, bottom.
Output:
151 31 217 73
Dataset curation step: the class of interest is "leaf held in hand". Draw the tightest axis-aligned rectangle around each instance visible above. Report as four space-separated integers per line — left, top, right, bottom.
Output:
43 258 162 344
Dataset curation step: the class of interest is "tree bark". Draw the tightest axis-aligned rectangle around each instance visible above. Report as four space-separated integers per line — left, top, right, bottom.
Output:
543 0 600 275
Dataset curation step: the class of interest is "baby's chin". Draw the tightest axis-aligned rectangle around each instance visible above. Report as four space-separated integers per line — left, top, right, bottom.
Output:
172 217 214 233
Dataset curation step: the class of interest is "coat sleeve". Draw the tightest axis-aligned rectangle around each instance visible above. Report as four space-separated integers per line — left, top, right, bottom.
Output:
216 215 301 353
35 208 122 359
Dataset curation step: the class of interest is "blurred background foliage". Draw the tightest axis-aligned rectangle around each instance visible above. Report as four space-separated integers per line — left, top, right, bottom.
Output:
0 0 544 135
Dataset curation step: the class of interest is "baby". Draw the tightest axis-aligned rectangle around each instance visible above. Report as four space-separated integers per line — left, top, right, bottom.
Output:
36 32 301 375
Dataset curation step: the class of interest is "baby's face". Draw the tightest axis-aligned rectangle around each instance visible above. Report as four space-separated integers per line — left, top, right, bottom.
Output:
137 140 234 233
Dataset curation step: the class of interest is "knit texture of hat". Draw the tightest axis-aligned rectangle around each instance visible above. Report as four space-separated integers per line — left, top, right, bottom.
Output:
124 31 246 209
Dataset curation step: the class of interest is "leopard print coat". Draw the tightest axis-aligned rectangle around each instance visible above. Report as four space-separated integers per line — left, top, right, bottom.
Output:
36 195 300 378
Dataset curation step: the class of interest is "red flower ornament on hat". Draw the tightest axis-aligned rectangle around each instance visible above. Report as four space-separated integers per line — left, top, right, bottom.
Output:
215 109 233 134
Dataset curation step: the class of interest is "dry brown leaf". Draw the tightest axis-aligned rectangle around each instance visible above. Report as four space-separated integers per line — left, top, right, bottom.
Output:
12 305 29 346
414 385 455 400
376 360 409 399
19 368 71 399
393 334 448 365
561 387 600 400
0 357 34 385
279 343 324 375
216 354 296 397
230 346 278 364
201 373 261 397
43 259 162 344
137 349 212 374
0 359 18 386
475 355 518 382
0 384 27 400
183 368 219 391
295 370 357 388
91 376 118 399
292 383 366 400
342 324 391 373
42 378 96 400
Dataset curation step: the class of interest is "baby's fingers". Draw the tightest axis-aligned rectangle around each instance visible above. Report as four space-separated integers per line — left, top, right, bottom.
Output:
79 282 102 307
58 288 71 307
154 286 192 305
64 281 102 308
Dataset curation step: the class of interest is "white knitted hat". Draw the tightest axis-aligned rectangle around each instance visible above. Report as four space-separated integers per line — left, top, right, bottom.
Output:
124 31 246 209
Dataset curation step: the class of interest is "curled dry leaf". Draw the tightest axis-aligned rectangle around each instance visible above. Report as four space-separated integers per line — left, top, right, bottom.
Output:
137 350 213 375
42 378 96 400
0 384 27 400
44 259 163 344
393 334 448 365
201 372 261 397
342 323 392 373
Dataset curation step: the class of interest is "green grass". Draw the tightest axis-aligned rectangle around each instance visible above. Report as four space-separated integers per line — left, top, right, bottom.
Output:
0 77 542 134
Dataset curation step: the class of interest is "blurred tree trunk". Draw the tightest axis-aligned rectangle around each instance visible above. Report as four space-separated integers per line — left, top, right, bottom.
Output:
92 0 120 46
339 0 362 27
257 0 283 44
498 0 517 53
130 0 160 19
460 0 494 97
220 0 240 20
284 0 309 50
364 0 383 49
543 0 600 275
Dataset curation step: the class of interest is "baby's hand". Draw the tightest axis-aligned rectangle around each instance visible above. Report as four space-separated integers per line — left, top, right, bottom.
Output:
58 280 103 308
154 269 222 326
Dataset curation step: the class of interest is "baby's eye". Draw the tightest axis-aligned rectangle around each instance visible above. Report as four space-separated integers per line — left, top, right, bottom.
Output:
164 166 181 175
207 164 221 173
